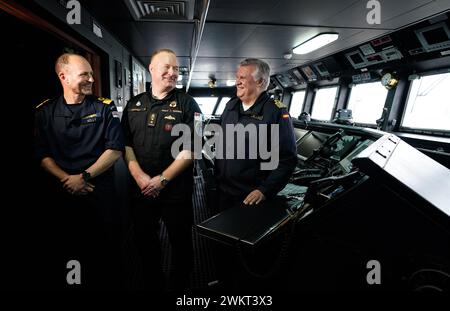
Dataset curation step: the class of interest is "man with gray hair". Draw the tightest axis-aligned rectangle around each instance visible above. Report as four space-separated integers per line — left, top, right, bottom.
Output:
215 58 297 209
212 58 297 289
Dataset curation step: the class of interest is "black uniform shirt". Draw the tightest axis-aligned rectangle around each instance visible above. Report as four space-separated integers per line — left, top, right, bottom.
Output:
215 91 297 198
34 95 124 173
121 89 201 201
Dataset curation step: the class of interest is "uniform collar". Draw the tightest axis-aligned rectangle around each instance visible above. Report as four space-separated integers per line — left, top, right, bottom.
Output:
149 88 177 104
55 95 96 118
229 91 270 115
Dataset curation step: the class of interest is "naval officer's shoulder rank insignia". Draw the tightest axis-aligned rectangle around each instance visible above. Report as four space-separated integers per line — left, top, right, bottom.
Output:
98 97 113 105
169 100 177 108
273 99 286 109
35 98 51 109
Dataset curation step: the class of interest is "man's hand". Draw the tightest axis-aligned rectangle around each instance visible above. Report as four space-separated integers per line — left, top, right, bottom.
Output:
146 176 165 198
61 175 94 195
243 189 266 205
135 173 159 197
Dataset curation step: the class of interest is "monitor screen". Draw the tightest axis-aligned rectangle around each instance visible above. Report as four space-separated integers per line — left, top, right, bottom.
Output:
314 63 330 77
366 54 383 62
416 22 450 52
301 66 317 80
291 68 306 83
350 53 365 64
297 132 324 158
275 74 290 87
317 64 327 73
422 27 449 45
327 135 360 161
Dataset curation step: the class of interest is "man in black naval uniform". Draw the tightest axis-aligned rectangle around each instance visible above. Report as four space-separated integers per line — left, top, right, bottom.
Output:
34 53 125 289
213 58 297 289
121 49 201 291
216 58 297 209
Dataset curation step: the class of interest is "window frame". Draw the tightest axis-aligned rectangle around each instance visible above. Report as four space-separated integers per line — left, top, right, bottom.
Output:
399 69 450 137
213 96 231 116
310 85 339 121
289 90 307 119
194 96 219 115
346 80 388 128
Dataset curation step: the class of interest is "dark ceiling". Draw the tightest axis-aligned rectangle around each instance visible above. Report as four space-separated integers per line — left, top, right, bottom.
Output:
80 0 450 89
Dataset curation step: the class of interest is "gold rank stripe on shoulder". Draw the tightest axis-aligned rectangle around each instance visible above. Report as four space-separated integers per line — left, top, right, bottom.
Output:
98 97 112 105
82 113 97 119
273 99 287 109
36 98 51 109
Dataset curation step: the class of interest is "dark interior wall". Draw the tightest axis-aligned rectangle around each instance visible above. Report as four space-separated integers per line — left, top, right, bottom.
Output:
1 7 65 288
2 9 62 104
33 0 138 113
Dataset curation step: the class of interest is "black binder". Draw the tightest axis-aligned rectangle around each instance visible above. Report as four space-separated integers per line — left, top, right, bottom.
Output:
196 184 307 247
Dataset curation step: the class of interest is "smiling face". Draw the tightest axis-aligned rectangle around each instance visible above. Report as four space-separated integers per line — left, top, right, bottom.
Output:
149 51 179 94
59 55 94 97
235 64 263 105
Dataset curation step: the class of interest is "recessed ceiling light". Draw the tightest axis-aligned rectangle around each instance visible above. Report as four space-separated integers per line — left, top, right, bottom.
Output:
293 33 339 55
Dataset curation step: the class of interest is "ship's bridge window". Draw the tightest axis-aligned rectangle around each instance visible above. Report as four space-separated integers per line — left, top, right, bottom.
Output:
194 97 218 115
402 72 450 131
347 81 388 124
289 90 306 119
214 97 231 115
311 86 338 121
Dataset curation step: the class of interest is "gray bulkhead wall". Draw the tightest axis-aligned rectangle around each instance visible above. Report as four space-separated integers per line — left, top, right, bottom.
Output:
33 0 144 116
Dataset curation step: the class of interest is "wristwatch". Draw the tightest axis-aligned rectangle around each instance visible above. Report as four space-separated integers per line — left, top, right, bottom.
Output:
82 170 91 182
159 174 170 187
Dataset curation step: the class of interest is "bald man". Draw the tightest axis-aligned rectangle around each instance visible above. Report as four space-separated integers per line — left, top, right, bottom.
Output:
34 53 125 289
121 49 201 291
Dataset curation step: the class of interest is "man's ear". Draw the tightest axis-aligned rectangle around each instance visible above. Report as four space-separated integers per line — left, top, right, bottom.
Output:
59 72 68 84
257 78 265 88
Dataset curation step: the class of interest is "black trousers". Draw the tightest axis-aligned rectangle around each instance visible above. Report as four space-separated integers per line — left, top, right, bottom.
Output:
131 194 194 291
35 172 125 290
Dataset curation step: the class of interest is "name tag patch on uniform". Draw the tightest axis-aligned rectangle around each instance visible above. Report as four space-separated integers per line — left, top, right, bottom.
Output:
161 109 182 114
82 113 101 124
251 114 264 121
147 113 157 127
164 123 173 132
130 107 146 112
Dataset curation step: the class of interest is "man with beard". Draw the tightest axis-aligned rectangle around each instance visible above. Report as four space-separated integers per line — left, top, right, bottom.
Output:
34 53 125 289
121 49 201 291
